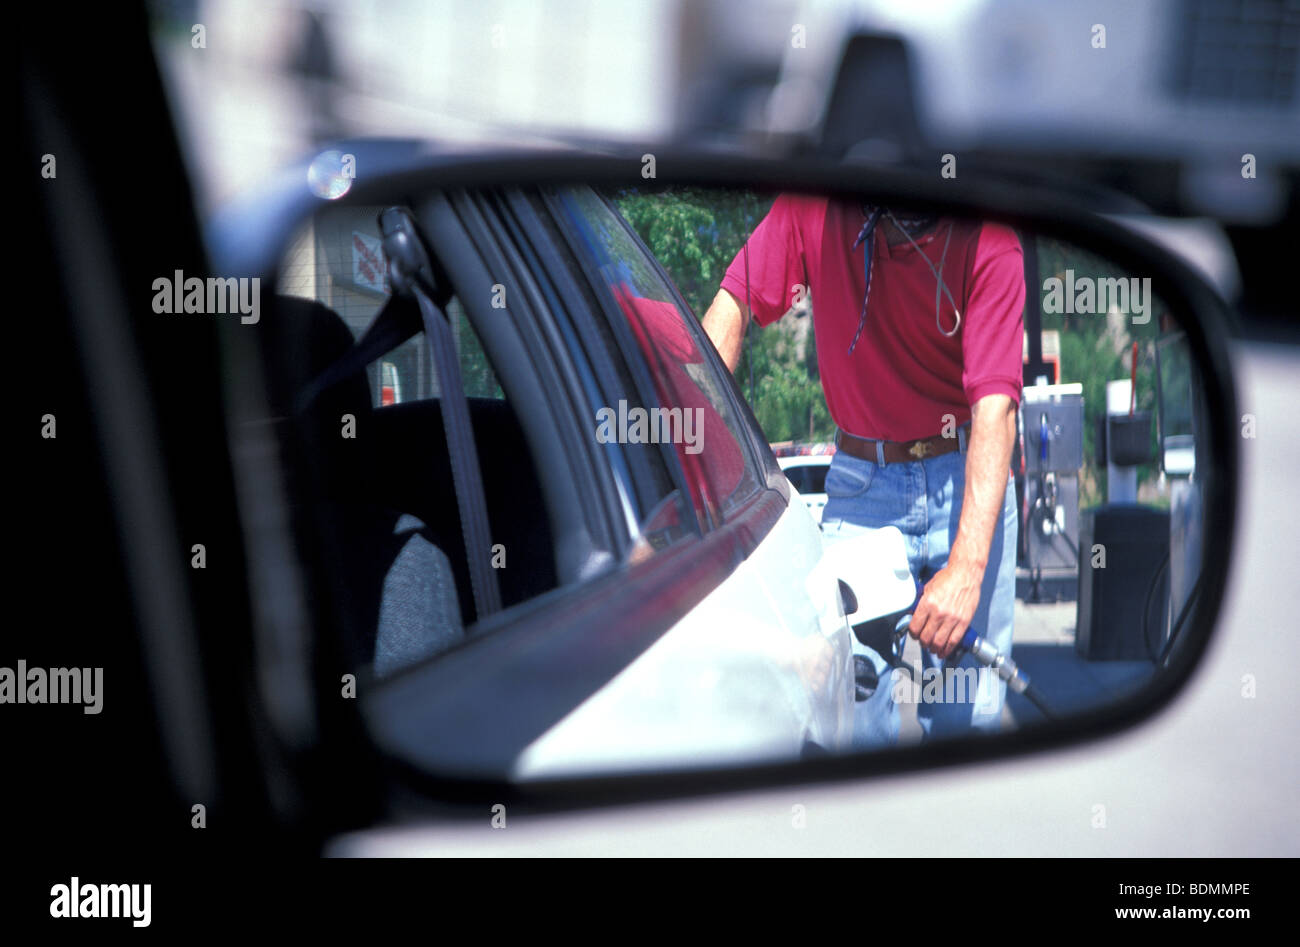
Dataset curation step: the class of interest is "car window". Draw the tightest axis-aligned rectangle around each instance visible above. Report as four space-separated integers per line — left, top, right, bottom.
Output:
801 464 828 494
272 201 559 680
553 186 762 523
786 463 828 494
277 207 503 406
361 301 504 407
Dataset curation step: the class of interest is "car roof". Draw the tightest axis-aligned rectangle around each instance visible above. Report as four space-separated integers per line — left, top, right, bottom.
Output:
777 455 833 468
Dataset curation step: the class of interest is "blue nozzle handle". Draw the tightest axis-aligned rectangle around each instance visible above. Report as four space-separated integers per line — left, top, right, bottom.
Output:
908 577 1029 693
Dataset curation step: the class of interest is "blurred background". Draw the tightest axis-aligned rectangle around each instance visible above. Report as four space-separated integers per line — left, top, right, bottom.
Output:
147 0 1293 731
148 0 1297 220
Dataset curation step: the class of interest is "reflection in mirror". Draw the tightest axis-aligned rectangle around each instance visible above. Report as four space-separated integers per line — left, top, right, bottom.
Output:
263 184 1213 781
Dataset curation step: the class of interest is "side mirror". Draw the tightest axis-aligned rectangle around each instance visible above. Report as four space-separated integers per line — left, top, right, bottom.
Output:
216 146 1239 793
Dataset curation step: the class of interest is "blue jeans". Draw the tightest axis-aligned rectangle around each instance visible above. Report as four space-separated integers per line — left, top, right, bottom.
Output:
821 445 1017 747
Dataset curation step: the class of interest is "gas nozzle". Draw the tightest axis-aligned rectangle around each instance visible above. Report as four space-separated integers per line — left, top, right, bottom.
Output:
898 577 1054 717
957 627 1031 695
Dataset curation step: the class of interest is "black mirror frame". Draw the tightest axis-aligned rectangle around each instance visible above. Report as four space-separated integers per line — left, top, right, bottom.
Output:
212 141 1239 818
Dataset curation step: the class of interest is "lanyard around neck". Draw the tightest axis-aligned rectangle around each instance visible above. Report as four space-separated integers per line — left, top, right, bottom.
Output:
847 209 962 356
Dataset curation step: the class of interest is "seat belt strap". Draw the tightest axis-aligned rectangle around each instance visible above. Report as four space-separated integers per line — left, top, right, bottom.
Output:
294 293 423 416
411 288 502 618
380 206 502 620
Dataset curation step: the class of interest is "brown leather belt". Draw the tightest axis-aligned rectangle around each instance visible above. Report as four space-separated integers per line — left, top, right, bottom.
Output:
835 425 969 465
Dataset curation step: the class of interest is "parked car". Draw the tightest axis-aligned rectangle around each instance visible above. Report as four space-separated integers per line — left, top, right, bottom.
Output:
777 454 832 524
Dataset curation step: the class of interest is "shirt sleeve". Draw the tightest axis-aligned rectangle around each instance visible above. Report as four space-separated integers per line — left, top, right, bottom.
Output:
961 223 1026 407
719 194 812 328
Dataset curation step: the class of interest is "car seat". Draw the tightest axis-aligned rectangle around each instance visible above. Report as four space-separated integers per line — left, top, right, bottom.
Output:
258 295 467 676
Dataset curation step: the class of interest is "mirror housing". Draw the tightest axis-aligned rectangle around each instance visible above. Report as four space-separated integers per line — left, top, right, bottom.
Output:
215 140 1242 808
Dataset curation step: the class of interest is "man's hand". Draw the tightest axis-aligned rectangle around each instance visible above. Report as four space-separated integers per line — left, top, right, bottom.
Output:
907 393 1017 659
908 557 984 659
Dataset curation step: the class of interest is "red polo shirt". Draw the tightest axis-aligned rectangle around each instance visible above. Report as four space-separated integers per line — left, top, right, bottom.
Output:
720 194 1025 442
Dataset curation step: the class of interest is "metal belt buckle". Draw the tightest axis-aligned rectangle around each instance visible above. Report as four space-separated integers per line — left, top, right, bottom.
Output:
908 440 930 460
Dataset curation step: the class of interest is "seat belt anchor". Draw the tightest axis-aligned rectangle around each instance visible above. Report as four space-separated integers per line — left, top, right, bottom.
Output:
379 206 440 301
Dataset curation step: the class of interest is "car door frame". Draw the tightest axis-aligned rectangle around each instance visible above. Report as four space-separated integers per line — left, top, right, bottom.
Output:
571 185 793 512
361 185 793 782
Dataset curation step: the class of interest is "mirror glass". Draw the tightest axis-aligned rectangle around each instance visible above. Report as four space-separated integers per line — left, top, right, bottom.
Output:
260 182 1213 781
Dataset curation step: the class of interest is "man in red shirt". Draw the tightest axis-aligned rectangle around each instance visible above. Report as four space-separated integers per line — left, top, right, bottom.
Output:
702 194 1024 744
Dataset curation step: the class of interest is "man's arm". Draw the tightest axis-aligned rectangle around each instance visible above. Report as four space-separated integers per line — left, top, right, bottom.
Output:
701 288 750 374
908 393 1017 659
